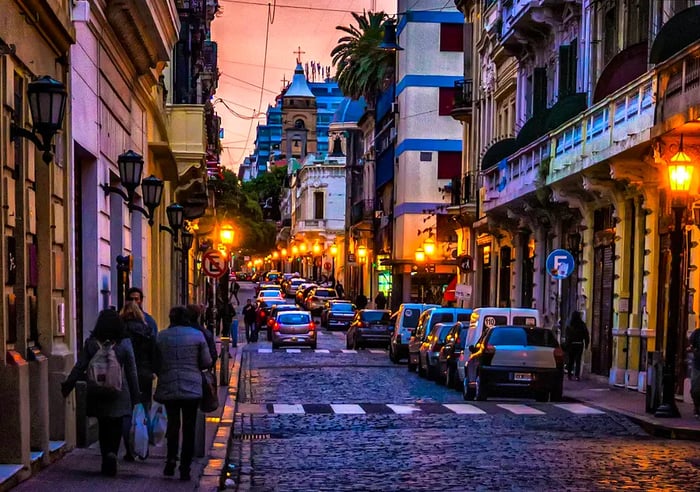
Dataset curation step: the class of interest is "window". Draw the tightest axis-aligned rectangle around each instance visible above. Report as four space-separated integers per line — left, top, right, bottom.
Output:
440 23 464 51
626 0 649 46
604 6 617 66
439 86 457 115
437 151 462 179
533 67 548 114
558 41 577 98
313 191 324 219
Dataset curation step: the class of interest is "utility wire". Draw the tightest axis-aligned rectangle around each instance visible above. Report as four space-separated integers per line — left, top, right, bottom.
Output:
219 0 456 15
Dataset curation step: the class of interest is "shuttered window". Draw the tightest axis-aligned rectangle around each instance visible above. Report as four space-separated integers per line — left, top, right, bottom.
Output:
440 23 464 52
533 67 548 115
437 151 462 179
438 86 457 115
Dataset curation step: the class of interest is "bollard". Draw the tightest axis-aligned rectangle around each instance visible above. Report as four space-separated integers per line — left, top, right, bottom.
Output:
230 319 239 347
220 336 230 386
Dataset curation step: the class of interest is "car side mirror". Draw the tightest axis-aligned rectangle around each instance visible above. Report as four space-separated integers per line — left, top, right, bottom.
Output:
468 344 477 353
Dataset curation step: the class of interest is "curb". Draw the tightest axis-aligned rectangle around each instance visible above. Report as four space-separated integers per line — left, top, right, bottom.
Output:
198 347 243 491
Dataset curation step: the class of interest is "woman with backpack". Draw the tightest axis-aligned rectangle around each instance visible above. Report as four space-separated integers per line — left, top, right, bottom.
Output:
120 301 157 461
61 309 140 477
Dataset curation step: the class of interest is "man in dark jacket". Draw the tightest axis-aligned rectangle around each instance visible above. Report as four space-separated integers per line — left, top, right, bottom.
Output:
127 287 158 337
374 291 387 310
242 299 257 342
565 311 590 381
186 304 217 369
155 306 212 481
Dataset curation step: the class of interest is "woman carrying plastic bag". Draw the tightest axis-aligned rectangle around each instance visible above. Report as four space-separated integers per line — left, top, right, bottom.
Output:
130 403 150 460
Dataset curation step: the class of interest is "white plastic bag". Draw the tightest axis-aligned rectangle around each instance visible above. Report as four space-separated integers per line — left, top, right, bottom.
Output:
131 403 150 459
149 402 167 447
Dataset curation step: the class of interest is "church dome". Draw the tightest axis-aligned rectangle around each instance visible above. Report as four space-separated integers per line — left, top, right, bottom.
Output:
332 97 366 124
284 62 314 98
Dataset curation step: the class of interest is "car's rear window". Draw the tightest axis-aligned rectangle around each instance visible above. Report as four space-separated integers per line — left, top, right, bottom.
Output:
488 327 557 347
332 303 354 312
512 316 537 326
438 324 453 342
279 313 311 324
362 311 391 322
401 308 421 328
430 312 454 327
291 279 305 286
262 290 280 297
457 312 471 321
315 289 335 297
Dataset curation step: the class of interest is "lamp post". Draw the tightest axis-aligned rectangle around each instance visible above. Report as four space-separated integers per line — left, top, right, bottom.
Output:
10 75 68 165
330 244 338 284
312 243 322 281
357 245 367 295
181 231 194 305
656 136 694 418
415 247 426 302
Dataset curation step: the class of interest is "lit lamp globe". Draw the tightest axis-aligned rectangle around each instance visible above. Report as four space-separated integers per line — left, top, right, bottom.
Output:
220 225 235 246
330 244 338 256
292 245 299 255
312 243 321 255
415 247 426 263
273 251 280 259
423 237 436 257
247 261 253 268
281 248 288 256
300 243 308 253
357 245 367 262
668 136 694 193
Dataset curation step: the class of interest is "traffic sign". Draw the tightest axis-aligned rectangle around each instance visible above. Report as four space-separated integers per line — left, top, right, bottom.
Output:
546 249 575 279
202 250 228 279
458 255 473 272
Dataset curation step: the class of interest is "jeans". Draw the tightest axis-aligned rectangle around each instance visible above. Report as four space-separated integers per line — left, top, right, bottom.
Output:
98 416 125 459
244 320 254 342
164 399 200 471
567 342 585 378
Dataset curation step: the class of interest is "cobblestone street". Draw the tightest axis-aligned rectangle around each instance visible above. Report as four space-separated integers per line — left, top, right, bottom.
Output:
228 320 700 491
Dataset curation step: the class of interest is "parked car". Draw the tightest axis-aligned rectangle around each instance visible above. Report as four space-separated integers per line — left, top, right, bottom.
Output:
256 282 282 296
256 299 287 332
266 304 301 340
438 322 469 388
234 271 247 281
389 303 440 363
346 310 393 350
304 287 338 315
407 308 472 372
271 311 317 349
285 277 307 297
457 307 540 383
265 271 282 284
418 322 456 380
295 283 317 306
321 300 356 329
463 325 564 402
256 289 284 303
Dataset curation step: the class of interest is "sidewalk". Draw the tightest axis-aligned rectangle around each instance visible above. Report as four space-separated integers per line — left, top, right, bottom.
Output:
564 376 700 440
9 335 243 492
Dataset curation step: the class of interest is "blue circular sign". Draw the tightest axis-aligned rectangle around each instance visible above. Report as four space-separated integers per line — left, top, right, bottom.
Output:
546 249 575 279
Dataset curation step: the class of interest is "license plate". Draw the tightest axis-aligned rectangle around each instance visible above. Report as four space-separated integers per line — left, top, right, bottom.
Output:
514 372 532 381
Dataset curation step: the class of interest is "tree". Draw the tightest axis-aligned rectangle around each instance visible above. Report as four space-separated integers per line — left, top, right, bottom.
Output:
331 11 395 105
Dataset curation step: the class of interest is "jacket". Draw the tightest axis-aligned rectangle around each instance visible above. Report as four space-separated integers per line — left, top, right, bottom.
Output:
125 319 156 380
565 319 590 348
154 325 212 401
63 337 140 418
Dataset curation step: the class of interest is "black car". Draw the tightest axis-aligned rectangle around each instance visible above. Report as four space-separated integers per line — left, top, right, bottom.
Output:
346 310 393 350
438 322 468 388
321 300 356 329
265 304 300 340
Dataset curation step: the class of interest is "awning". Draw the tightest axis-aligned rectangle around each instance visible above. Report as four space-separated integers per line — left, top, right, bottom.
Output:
593 42 647 103
545 93 587 132
649 6 700 64
443 276 457 303
515 109 550 148
481 138 518 171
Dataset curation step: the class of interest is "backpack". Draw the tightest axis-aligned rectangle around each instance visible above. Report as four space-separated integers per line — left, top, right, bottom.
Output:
87 340 123 397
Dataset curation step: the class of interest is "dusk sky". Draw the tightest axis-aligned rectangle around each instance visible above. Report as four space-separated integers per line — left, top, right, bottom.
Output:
212 0 395 171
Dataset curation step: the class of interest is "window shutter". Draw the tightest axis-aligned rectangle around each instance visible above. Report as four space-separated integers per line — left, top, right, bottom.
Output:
558 44 571 98
533 67 547 115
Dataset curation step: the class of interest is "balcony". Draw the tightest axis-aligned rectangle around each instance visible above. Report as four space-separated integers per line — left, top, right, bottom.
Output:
500 1 574 53
482 72 655 213
351 199 375 226
167 104 207 177
655 48 700 131
450 79 473 122
447 172 480 218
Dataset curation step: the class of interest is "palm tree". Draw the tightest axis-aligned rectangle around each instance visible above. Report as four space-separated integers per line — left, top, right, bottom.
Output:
331 11 395 105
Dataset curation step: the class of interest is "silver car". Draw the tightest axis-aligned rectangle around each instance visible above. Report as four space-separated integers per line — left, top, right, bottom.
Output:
271 311 317 350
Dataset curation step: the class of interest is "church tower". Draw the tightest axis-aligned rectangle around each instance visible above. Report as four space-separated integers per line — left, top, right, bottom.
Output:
282 61 317 159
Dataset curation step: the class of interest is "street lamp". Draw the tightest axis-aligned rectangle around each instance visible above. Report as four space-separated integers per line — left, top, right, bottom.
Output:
378 19 404 51
10 75 68 165
329 244 338 283
181 230 194 304
656 136 694 418
357 245 367 295
291 245 299 256
423 237 436 257
220 224 235 246
415 247 426 264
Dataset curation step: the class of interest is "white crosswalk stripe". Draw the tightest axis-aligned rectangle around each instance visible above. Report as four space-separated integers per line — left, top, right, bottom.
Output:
341 349 357 354
386 404 422 414
272 404 305 414
285 349 302 353
330 404 365 414
553 403 605 415
314 349 330 353
368 349 386 354
257 348 273 353
443 404 486 415
497 404 546 415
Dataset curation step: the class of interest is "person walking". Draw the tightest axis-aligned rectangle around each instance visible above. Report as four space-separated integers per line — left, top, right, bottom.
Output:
689 326 700 417
61 309 140 476
335 282 345 299
242 299 257 342
154 306 213 481
120 301 157 461
127 287 158 337
186 304 217 370
374 291 387 310
565 311 589 381
232 280 241 305
355 292 368 310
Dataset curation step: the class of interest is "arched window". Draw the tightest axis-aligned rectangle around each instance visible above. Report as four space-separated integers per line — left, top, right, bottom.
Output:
294 119 305 129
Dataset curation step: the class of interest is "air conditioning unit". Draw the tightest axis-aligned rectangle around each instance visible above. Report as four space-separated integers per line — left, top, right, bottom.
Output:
389 127 397 141
391 102 399 114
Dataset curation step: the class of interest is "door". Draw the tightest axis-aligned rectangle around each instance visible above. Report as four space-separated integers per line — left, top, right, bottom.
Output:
591 233 615 376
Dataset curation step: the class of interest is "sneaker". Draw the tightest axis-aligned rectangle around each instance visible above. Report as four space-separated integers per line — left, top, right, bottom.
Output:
102 453 118 476
163 461 176 477
123 453 135 462
180 467 191 481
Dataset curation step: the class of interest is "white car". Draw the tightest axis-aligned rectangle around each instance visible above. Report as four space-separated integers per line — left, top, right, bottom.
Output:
257 289 284 303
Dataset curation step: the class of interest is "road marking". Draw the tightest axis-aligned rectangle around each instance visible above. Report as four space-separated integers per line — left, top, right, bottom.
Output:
368 349 386 354
237 403 267 414
554 403 605 415
257 348 273 353
443 404 486 415
314 349 330 353
498 404 545 415
330 404 366 414
387 404 422 414
272 404 305 414
285 349 302 353
341 349 357 354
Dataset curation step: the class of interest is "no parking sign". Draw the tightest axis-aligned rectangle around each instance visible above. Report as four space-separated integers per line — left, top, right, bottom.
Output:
546 249 575 279
202 250 227 279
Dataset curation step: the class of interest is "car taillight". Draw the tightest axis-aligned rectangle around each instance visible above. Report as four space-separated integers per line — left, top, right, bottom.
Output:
261 312 266 318
308 322 315 332
267 319 274 327
273 322 280 332
554 347 565 366
357 322 365 328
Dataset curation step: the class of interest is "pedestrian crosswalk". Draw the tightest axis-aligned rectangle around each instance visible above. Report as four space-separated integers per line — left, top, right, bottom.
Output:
234 402 606 416
254 348 387 354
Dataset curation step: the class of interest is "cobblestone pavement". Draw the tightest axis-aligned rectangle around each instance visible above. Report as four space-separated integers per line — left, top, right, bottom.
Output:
229 318 700 491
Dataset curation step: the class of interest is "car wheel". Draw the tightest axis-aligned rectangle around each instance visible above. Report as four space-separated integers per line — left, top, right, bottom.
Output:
433 366 444 385
463 377 475 401
535 391 549 402
310 343 317 350
272 343 279 350
417 360 426 378
389 345 399 364
551 384 563 402
475 375 488 401
407 358 416 372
